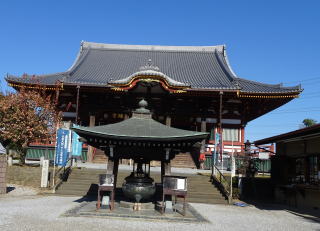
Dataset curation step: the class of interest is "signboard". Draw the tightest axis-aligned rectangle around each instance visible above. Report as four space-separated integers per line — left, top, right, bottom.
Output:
231 155 236 177
71 125 83 156
213 133 220 164
55 129 69 166
259 152 269 160
41 160 49 187
66 130 72 161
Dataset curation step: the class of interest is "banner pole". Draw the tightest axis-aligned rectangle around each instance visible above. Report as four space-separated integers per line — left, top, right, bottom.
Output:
53 123 59 187
231 139 233 199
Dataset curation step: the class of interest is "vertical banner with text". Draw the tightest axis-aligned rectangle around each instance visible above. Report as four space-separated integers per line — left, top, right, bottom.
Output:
213 133 220 164
55 129 69 166
71 125 83 156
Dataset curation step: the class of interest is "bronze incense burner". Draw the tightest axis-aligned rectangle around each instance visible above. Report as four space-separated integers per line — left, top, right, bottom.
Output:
122 159 156 203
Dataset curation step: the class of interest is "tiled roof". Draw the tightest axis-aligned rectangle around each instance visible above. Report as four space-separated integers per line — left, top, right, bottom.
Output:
7 72 66 86
6 41 302 93
237 78 302 93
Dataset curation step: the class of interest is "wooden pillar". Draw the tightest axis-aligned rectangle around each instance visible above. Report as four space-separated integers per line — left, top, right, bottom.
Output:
122 114 129 165
75 85 80 125
161 161 165 183
113 157 119 192
87 113 95 163
166 115 171 127
201 116 206 152
219 92 223 160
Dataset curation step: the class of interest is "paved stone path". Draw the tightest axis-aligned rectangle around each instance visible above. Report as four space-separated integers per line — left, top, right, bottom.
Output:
0 185 319 231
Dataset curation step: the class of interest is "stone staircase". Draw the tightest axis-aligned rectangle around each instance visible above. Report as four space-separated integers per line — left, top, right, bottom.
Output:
93 151 197 169
93 149 108 164
55 168 228 204
153 153 197 169
170 153 197 168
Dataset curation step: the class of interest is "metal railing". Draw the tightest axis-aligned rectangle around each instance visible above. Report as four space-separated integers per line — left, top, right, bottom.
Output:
53 156 73 188
212 164 230 186
211 164 232 202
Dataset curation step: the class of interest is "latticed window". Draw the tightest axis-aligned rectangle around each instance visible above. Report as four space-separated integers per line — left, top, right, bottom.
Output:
309 157 319 186
222 128 239 142
294 158 305 184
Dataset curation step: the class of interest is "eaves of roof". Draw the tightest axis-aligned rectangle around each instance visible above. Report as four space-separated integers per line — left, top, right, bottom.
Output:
238 78 302 94
254 123 320 145
73 117 209 141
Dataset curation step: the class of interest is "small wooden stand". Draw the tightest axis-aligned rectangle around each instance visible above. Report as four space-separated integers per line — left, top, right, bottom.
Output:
97 185 115 211
162 189 187 216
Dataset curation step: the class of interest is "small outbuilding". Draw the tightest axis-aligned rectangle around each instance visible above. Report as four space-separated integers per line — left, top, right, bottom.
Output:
254 124 320 213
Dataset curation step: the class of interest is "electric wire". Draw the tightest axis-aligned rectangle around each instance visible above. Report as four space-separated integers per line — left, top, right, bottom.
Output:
271 106 320 112
285 77 320 85
299 91 320 96
248 59 320 77
269 109 320 114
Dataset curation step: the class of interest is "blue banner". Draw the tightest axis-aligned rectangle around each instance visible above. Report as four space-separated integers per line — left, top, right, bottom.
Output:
71 125 83 156
55 129 69 166
213 133 220 164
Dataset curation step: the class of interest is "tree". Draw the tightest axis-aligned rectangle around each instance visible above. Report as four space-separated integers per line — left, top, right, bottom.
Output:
302 118 317 127
0 76 69 164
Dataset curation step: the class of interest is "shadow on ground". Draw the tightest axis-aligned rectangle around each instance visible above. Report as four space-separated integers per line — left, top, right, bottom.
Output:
6 186 15 193
239 197 320 222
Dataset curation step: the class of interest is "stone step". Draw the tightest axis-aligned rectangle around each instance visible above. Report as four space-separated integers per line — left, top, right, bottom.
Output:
69 175 206 179
92 149 108 164
56 169 228 204
55 191 226 204
59 182 220 192
56 186 222 197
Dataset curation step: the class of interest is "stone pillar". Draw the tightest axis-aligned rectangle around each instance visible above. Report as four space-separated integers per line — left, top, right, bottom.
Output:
7 155 13 166
87 113 95 163
162 149 173 214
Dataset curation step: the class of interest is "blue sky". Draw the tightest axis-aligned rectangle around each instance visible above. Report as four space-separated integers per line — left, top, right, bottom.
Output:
1 0 319 143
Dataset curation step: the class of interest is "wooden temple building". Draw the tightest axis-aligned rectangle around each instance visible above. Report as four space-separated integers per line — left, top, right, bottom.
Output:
254 124 320 212
6 41 303 168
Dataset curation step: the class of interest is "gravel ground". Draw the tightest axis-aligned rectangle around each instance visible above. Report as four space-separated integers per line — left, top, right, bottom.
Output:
0 186 320 231
4 184 39 196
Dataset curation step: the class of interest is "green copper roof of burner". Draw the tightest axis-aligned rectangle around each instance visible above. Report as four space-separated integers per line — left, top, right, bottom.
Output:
73 100 209 141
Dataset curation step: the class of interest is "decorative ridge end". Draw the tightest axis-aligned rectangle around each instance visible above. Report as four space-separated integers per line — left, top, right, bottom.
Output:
140 59 160 72
232 77 241 89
